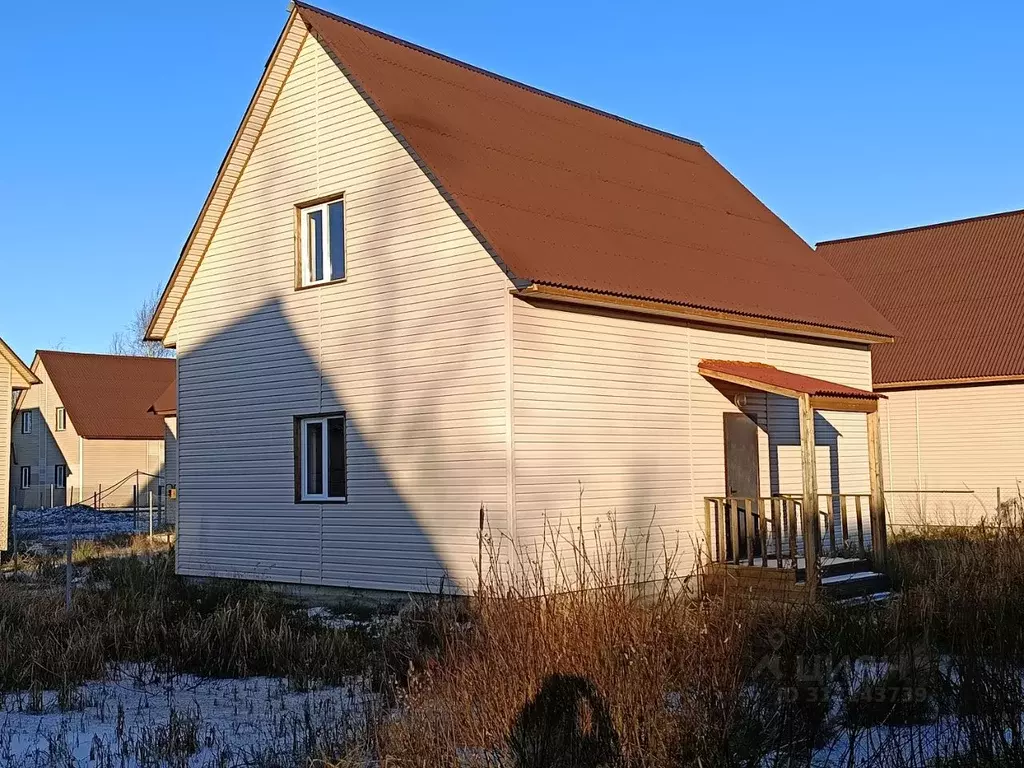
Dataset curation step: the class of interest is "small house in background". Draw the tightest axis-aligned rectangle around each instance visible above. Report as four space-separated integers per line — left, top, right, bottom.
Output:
149 379 177 524
819 209 1024 525
1 337 39 549
145 2 897 597
11 351 175 510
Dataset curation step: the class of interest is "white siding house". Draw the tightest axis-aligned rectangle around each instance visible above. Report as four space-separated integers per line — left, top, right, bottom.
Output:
147 3 895 593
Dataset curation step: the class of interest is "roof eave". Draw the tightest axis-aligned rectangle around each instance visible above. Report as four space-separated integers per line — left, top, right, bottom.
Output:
515 283 896 346
0 338 40 388
875 374 1024 391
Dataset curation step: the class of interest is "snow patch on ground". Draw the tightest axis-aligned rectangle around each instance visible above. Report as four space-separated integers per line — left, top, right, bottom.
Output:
12 507 141 545
0 665 367 767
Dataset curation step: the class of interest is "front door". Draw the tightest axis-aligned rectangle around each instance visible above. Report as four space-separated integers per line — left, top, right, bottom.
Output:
724 413 760 558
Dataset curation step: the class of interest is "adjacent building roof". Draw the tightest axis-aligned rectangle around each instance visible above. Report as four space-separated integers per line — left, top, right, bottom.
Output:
149 379 177 417
36 351 175 440
0 337 38 389
698 359 881 402
817 209 1024 387
148 3 895 343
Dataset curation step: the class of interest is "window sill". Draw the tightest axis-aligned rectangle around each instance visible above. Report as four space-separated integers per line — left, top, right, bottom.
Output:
295 277 347 292
296 498 348 505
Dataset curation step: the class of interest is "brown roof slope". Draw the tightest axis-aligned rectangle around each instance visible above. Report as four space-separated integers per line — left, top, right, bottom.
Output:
817 209 1024 386
295 4 894 338
149 379 177 417
38 351 175 439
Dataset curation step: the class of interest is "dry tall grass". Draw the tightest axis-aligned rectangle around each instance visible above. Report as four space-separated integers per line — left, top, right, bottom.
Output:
374 516 1024 767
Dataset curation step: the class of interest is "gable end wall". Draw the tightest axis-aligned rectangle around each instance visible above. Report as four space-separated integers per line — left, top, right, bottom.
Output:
174 29 512 592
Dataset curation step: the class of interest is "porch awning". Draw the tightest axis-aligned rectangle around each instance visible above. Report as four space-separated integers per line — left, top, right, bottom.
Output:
698 359 884 413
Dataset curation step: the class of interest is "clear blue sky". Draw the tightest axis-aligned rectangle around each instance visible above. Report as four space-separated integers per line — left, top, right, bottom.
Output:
2 1 1021 362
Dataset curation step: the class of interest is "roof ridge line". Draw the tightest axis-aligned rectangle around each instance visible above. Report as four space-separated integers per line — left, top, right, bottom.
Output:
293 1 704 150
816 207 1024 247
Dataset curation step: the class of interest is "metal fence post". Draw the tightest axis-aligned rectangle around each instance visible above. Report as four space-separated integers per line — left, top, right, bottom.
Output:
149 491 154 540
10 505 17 572
65 504 72 612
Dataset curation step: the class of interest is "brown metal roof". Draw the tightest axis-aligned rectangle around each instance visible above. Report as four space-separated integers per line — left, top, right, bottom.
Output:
289 4 894 339
698 359 882 401
149 379 177 417
37 351 175 440
817 209 1024 386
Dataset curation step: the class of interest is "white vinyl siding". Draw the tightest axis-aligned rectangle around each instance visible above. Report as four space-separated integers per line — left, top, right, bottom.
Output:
174 28 511 592
510 300 874 578
164 416 178 524
880 383 1024 526
11 360 76 509
80 438 165 509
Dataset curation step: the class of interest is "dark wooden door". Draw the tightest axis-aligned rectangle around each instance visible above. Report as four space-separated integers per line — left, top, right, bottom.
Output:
724 413 760 559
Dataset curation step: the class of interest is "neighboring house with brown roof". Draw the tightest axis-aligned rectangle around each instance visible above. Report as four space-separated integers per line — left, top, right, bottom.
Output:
819 208 1024 524
2 337 39 548
11 351 175 510
145 2 896 594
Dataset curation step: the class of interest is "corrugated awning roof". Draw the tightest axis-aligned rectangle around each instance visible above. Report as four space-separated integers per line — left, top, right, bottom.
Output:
698 359 882 412
38 351 175 440
817 208 1024 387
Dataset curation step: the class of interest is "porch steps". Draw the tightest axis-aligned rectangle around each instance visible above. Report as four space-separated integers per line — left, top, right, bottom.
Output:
813 558 891 601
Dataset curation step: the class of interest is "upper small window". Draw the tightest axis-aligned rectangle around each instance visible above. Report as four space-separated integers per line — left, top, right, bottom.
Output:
55 407 66 431
299 197 345 287
21 412 31 434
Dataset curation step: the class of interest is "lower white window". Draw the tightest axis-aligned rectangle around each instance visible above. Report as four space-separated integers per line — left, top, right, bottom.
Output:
55 465 67 489
20 466 30 489
296 413 347 502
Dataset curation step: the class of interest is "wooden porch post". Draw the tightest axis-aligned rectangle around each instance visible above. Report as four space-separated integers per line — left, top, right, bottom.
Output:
798 393 820 596
866 408 888 571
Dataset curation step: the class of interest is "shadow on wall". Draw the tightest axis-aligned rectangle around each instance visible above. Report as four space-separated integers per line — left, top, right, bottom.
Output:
767 401 842 502
11 410 70 510
176 296 462 593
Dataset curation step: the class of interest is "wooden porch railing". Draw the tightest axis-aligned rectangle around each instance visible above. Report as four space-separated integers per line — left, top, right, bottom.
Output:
704 493 874 571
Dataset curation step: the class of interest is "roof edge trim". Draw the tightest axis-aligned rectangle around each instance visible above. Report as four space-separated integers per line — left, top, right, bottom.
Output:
816 207 1024 248
516 283 895 345
0 338 39 389
875 374 1024 391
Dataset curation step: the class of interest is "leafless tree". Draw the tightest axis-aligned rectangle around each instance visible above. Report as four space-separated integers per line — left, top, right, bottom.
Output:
110 289 175 358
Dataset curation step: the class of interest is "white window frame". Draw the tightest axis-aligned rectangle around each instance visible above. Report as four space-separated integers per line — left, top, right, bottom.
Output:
20 466 30 489
298 414 347 502
55 465 67 489
299 197 345 287
21 411 31 434
55 406 66 432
